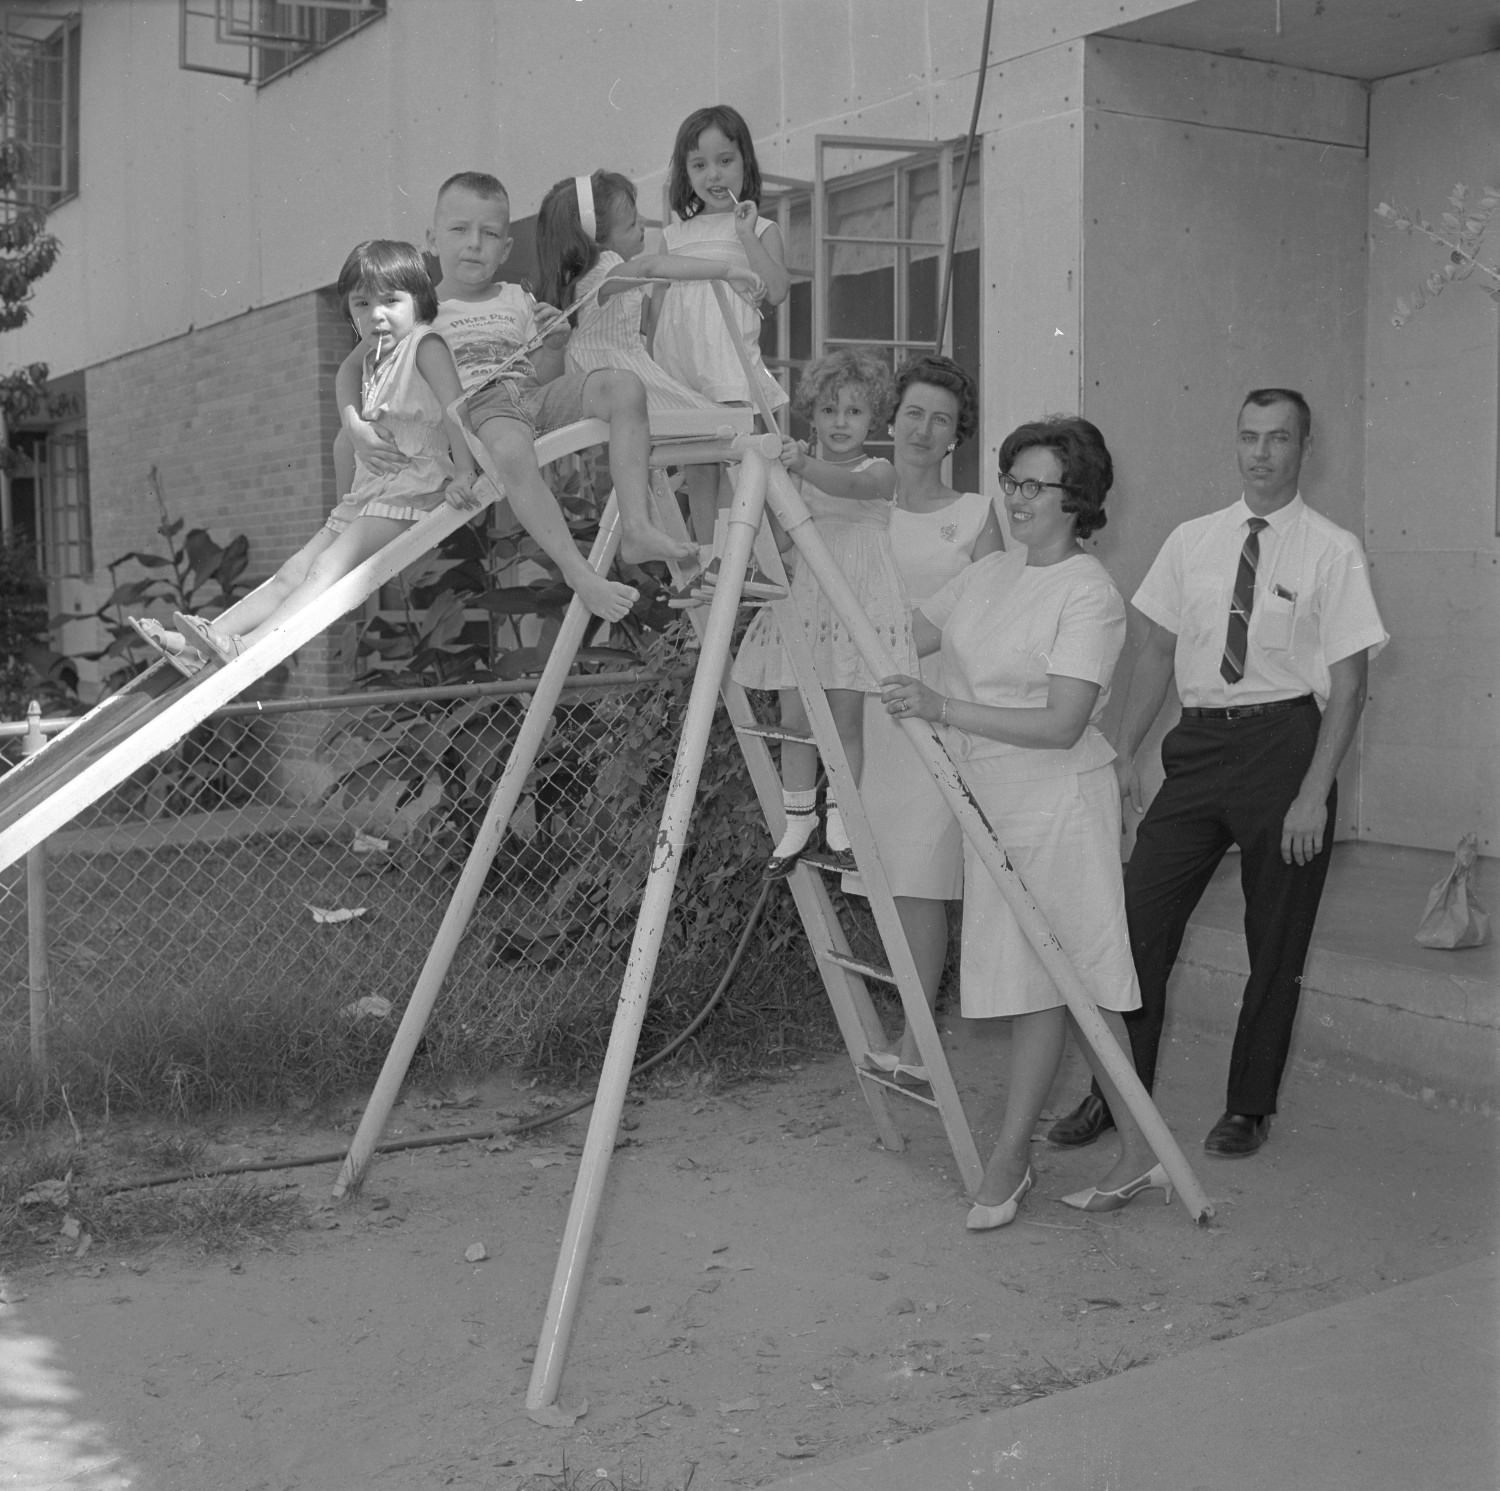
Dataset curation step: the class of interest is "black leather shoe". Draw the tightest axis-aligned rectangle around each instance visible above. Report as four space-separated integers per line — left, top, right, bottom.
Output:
1203 1112 1270 1157
1045 1093 1116 1147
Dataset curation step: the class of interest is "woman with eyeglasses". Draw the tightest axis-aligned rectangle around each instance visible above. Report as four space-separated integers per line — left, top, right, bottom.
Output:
881 415 1161 1231
854 355 1004 1084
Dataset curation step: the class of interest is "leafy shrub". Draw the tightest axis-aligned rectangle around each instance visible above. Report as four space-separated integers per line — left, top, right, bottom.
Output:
0 530 75 729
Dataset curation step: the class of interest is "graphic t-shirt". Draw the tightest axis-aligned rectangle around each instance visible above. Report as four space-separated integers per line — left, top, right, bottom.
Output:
433 284 538 390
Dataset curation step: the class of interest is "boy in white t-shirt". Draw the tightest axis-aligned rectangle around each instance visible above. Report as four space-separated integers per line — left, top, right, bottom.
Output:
339 171 695 621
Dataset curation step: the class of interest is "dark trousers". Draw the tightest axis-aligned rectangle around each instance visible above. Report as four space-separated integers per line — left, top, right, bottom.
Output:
1092 700 1333 1116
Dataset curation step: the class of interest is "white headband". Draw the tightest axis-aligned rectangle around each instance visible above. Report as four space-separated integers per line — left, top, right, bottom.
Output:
575 175 597 239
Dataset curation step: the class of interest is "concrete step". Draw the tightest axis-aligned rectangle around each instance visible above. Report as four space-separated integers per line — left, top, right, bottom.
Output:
1163 841 1497 1110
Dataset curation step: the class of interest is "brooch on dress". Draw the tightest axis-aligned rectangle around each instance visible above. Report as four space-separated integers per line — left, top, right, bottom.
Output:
940 523 958 543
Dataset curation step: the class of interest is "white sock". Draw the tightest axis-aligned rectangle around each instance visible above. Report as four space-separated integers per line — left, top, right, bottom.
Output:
824 803 850 853
772 789 819 859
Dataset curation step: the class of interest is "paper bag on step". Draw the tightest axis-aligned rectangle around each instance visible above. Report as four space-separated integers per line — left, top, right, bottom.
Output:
1414 833 1490 949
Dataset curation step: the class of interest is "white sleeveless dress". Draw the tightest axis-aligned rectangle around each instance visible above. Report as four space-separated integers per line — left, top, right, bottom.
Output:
567 252 719 415
651 213 787 411
856 492 996 899
732 460 915 694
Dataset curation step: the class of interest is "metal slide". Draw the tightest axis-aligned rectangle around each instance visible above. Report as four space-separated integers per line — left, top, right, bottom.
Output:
0 417 629 876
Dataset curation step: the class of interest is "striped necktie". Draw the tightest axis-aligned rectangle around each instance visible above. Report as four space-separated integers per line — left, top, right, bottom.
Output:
1220 517 1268 684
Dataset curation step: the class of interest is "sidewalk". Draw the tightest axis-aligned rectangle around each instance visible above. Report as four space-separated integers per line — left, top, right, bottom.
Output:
774 1253 1498 1490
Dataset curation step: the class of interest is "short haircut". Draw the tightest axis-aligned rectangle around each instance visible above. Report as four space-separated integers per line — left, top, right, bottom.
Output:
435 171 510 211
999 415 1115 540
336 239 438 324
793 346 895 426
535 169 637 311
1242 387 1311 442
668 104 763 220
893 353 979 445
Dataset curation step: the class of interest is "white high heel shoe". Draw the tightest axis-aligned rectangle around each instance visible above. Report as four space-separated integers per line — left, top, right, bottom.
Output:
1059 1163 1173 1213
965 1166 1034 1231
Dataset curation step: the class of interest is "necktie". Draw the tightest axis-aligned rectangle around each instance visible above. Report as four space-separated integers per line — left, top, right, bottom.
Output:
1220 517 1268 684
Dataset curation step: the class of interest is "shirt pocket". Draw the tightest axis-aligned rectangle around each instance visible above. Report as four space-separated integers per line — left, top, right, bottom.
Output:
1256 591 1295 652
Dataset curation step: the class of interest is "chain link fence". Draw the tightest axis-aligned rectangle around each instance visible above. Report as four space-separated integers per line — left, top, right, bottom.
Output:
0 625 840 1122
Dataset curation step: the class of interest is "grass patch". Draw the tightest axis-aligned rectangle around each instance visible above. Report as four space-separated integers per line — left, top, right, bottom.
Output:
83 1175 304 1253
0 828 842 1130
1 1136 304 1261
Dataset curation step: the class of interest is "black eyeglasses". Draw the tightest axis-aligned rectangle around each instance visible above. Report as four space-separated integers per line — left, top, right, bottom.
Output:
998 473 1075 500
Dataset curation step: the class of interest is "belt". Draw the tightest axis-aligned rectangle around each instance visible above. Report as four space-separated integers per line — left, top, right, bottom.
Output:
1181 695 1315 721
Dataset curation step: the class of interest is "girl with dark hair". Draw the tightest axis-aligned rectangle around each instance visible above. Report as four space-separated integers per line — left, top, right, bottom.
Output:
134 241 482 671
881 416 1162 1230
535 170 764 415
653 105 791 540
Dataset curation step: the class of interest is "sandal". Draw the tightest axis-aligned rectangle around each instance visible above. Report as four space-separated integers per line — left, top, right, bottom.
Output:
173 611 247 666
127 616 207 679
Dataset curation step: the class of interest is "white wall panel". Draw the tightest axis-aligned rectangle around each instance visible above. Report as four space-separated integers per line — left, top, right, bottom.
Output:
1362 52 1500 851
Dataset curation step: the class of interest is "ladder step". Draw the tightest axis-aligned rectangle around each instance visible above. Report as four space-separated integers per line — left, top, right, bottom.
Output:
822 949 896 985
737 722 815 745
798 849 856 875
857 1068 940 1108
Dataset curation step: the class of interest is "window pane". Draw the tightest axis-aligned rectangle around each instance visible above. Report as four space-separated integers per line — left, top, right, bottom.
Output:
826 239 894 343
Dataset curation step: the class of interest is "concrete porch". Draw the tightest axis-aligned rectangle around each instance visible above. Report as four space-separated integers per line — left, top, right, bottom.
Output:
1165 840 1497 1110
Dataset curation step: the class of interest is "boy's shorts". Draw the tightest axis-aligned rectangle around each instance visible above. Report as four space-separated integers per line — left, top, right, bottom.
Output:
466 371 593 440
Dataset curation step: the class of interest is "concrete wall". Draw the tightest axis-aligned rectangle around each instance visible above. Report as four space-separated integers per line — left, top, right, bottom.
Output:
1362 52 1500 854
1077 38 1372 840
8 0 1192 378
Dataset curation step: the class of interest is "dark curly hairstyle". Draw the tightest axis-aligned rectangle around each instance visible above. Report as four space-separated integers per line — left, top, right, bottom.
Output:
335 240 438 327
792 346 895 426
668 105 763 220
998 415 1115 539
892 353 979 445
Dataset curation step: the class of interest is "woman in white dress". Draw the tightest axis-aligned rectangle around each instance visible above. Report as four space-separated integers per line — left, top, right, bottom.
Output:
882 417 1163 1231
856 356 1003 1077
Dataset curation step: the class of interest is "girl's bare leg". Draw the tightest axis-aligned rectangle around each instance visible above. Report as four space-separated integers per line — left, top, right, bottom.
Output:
234 515 407 650
162 529 335 651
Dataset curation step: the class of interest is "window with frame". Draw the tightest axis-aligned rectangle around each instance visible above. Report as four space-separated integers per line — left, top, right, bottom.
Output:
6 426 92 580
0 9 80 215
756 140 982 493
178 1 385 86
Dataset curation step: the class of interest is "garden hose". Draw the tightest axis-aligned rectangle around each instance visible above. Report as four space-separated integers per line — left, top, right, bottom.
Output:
100 879 777 1197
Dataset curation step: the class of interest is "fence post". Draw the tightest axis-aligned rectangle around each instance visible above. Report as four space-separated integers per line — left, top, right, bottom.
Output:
19 701 50 1088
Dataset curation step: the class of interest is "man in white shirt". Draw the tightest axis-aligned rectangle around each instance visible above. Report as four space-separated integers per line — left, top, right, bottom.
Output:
1048 389 1387 1157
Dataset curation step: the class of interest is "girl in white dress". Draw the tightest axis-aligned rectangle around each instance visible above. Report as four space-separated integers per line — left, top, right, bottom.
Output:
137 242 482 669
651 105 791 540
734 348 915 876
535 171 767 416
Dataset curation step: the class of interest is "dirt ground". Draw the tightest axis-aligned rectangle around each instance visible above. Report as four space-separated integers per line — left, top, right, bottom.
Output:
2 1019 1495 1491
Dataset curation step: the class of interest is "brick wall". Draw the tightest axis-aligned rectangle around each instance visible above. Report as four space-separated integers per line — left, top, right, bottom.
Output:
83 287 359 796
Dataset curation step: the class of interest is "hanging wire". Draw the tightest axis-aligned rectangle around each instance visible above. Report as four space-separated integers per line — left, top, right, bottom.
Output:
933 0 998 354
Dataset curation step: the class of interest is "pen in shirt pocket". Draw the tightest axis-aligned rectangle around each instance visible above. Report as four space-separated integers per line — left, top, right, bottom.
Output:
1271 584 1297 602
